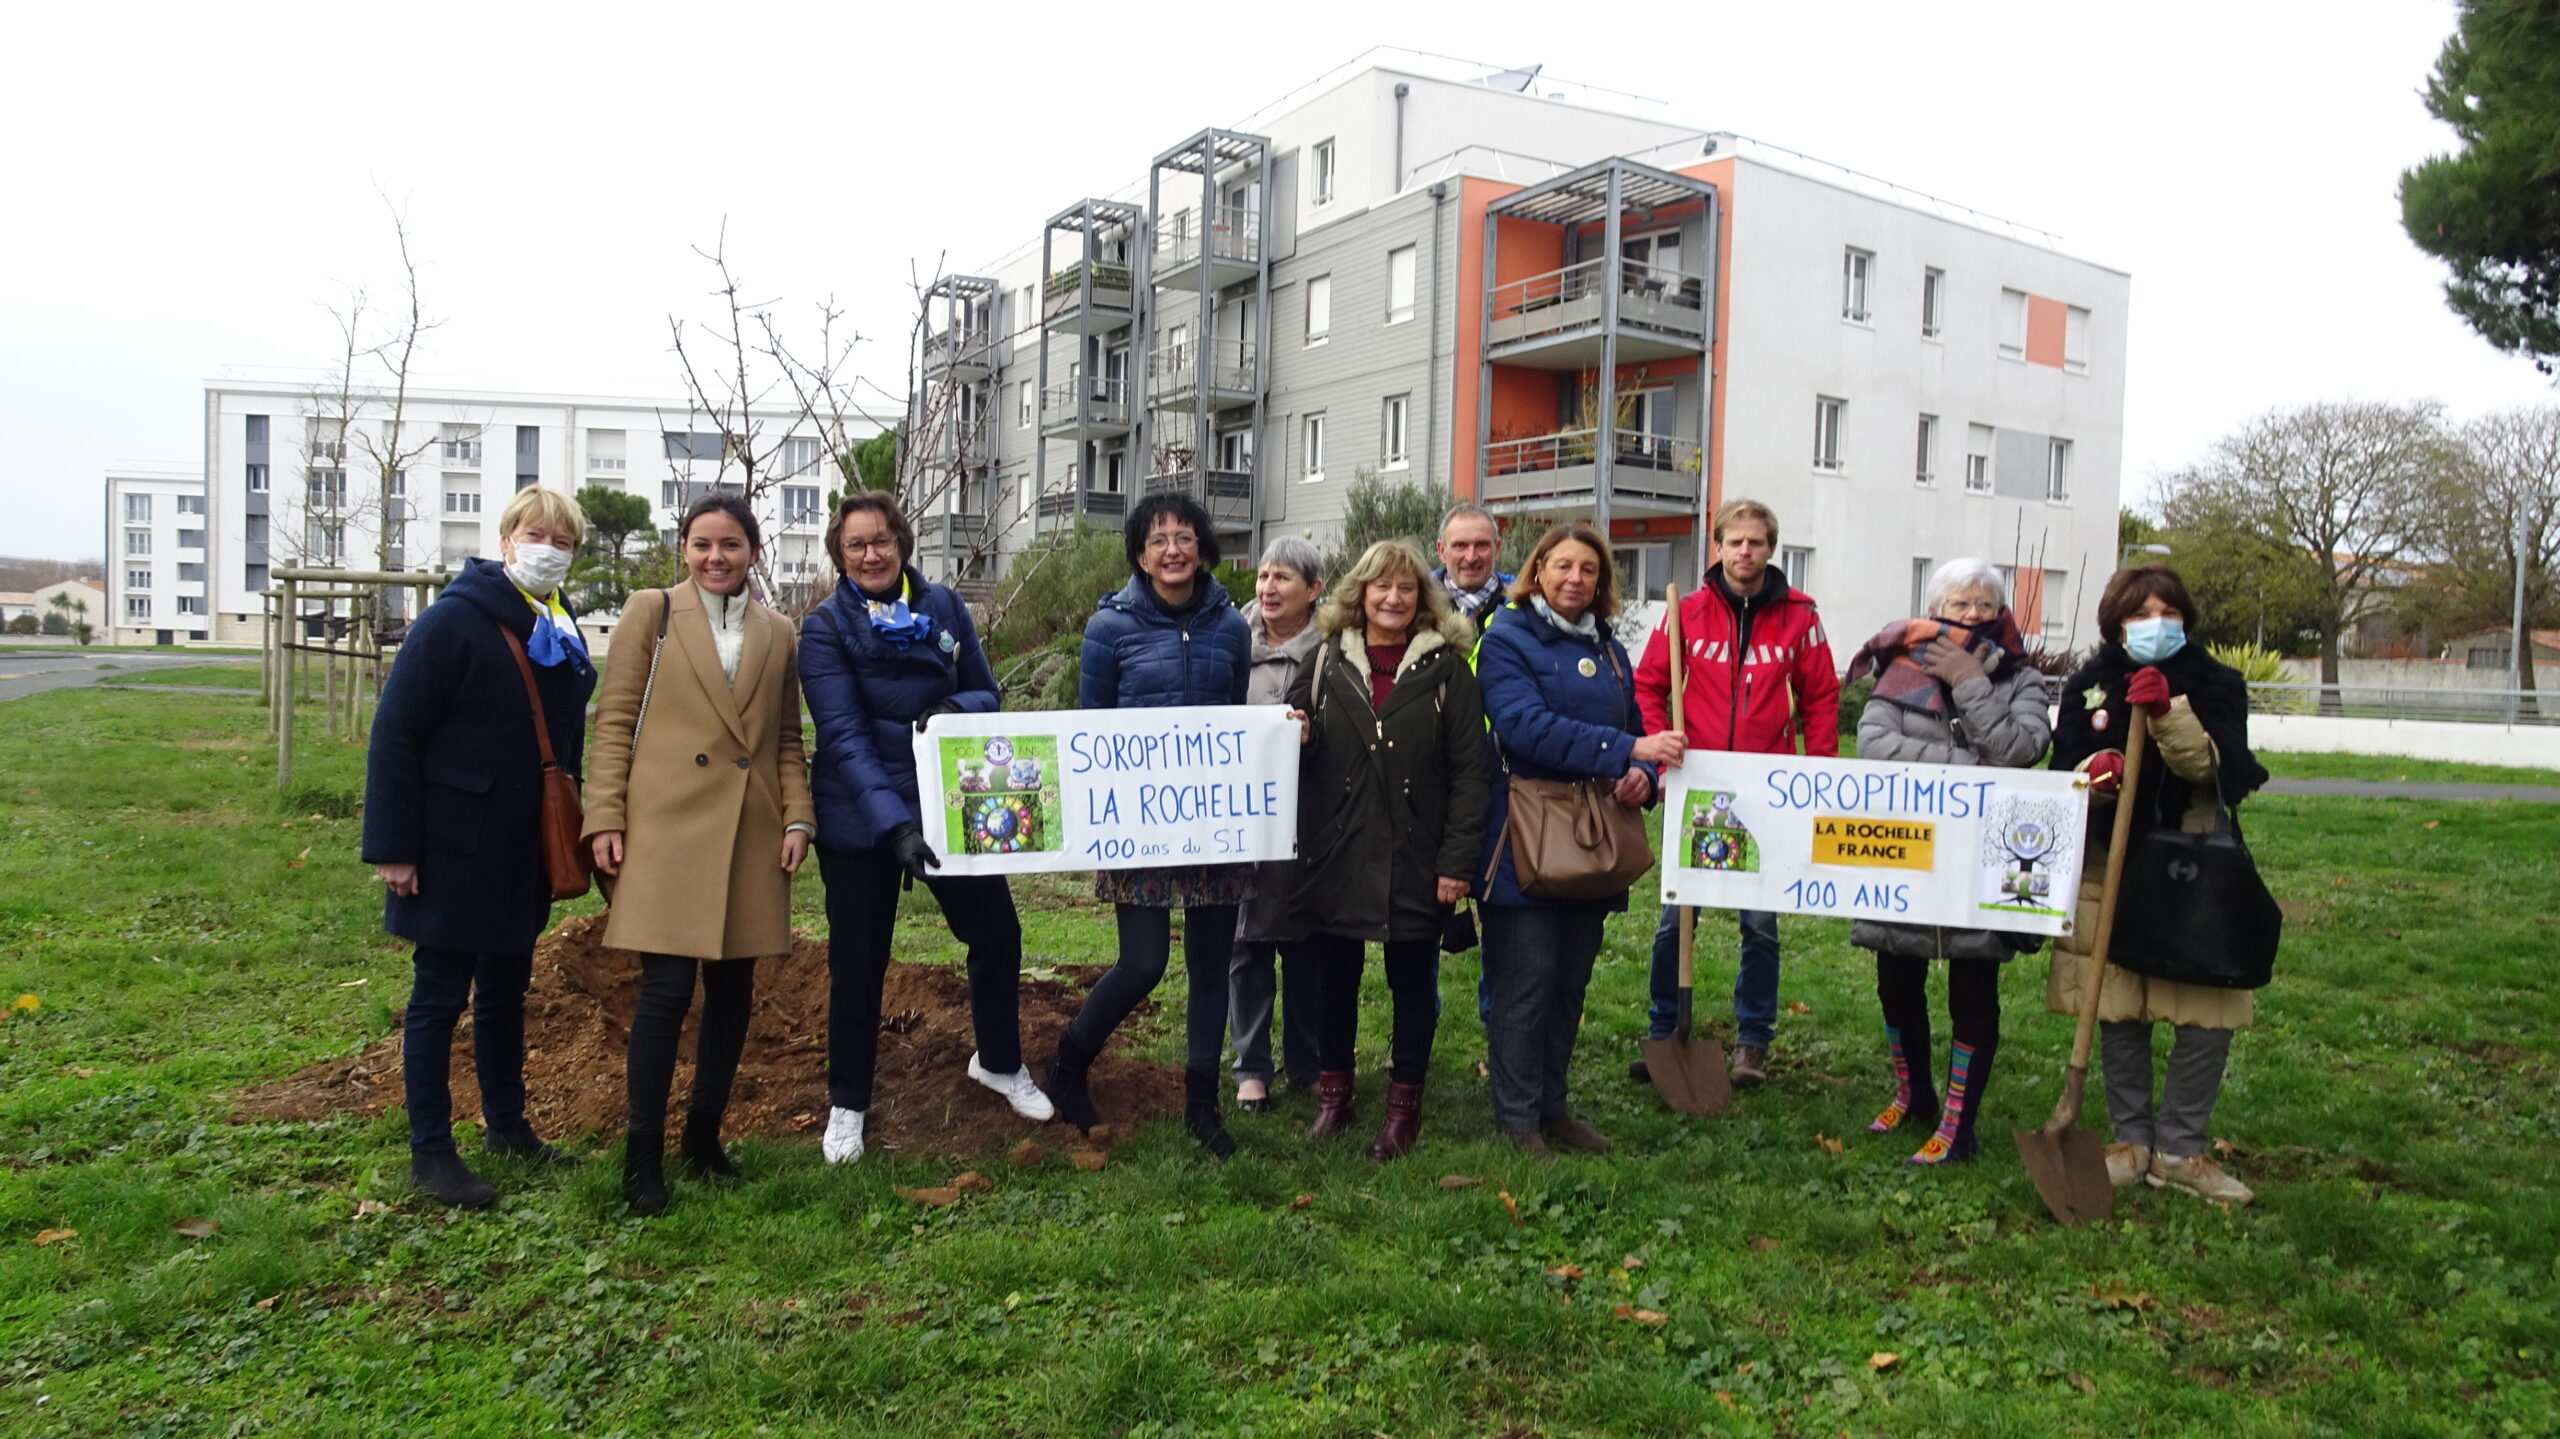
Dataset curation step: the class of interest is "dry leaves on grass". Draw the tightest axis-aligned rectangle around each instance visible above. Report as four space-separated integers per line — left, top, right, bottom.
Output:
1612 1304 1668 1325
1746 1236 1783 1251
287 847 311 870
11 995 39 1014
1868 1351 1901 1371
1546 1264 1586 1280
2089 1282 2157 1311
31 1228 76 1246
1814 1133 1846 1157
1008 1139 1044 1167
1438 1174 1483 1190
1497 1191 1522 1226
788 1112 822 1133
949 1172 992 1193
1785 1001 1811 1015
896 1186 964 1208
353 1199 394 1219
172 1217 220 1239
1621 1254 1645 1271
1289 1194 1314 1210
1068 1149 1107 1172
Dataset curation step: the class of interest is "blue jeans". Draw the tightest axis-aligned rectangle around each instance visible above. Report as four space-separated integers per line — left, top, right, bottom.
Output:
402 946 533 1156
1646 904 1781 1048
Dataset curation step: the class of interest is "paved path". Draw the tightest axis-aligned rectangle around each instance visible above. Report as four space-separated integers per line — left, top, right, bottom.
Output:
2261 777 2560 804
0 653 238 703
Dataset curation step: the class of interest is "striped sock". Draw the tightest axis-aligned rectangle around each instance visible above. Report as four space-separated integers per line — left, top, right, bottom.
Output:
1909 1041 1977 1165
1869 1025 1916 1132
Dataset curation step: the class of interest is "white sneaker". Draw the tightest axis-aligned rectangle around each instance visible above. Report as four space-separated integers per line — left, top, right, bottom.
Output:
2150 1151 2254 1205
967 1052 1057 1122
821 1106 866 1165
2104 1142 2153 1190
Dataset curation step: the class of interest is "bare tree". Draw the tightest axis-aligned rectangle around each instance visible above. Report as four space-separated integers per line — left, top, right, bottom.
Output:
2158 401 2456 698
2404 406 2560 703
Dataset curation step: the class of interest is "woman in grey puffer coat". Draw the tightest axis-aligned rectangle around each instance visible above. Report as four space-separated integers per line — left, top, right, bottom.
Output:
1839 558 2051 1165
1229 538 1324 1110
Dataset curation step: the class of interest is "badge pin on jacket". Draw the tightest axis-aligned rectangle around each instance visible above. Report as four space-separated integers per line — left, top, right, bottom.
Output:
1577 657 1596 677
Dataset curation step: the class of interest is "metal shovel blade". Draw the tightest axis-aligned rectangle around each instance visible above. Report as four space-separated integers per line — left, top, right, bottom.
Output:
2014 1085 2115 1224
1641 1032 1732 1116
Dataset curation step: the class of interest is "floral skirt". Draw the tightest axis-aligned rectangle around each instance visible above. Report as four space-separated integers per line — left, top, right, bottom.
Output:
1095 863 1256 909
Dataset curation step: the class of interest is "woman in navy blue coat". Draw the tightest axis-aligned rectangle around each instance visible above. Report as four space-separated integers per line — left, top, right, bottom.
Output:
1474 524 1685 1157
799 492 1052 1165
1045 493 1252 1155
361 487 595 1209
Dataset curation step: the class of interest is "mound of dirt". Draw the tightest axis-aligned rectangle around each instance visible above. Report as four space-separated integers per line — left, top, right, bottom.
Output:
234 912 1187 1159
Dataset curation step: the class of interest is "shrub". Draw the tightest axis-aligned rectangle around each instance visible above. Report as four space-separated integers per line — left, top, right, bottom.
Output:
2208 641 2308 714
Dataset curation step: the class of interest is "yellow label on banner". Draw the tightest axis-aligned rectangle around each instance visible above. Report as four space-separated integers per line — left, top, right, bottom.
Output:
1810 816 1935 869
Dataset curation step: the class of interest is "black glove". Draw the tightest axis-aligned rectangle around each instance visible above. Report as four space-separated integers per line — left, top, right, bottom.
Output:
913 699 966 734
886 823 941 883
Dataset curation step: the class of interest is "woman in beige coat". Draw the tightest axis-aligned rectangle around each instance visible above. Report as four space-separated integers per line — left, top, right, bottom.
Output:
585 493 815 1214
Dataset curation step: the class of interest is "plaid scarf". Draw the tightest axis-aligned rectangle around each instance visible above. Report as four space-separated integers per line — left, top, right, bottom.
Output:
1842 610 2026 717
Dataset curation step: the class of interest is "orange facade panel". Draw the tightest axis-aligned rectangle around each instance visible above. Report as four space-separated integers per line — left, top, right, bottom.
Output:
2025 294 2067 369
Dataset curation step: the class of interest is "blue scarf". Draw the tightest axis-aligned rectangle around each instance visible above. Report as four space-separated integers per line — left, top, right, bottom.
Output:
518 588 588 668
862 576 936 650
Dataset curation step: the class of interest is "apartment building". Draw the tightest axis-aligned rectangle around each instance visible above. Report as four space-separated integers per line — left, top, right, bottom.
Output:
104 463 214 645
908 49 2127 646
197 379 892 644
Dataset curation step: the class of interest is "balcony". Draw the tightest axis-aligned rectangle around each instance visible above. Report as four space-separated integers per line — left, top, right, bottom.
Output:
922 327 995 381
1034 486 1129 532
1040 377 1131 438
912 509 992 557
1143 465 1253 532
1481 429 1701 514
928 413 996 465
588 456 626 472
1154 205 1262 291
440 440 482 466
1149 337 1257 411
1042 261 1134 327
308 440 347 463
1486 258 1709 370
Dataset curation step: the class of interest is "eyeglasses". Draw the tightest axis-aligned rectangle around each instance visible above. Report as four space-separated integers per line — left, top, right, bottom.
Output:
841 538 900 557
1144 533 1200 553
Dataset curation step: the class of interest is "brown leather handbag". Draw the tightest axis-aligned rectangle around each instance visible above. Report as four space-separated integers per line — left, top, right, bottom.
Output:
499 624 592 903
1488 642 1655 901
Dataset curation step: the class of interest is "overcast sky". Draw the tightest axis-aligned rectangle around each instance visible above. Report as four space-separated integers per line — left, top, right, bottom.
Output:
5 0 2549 561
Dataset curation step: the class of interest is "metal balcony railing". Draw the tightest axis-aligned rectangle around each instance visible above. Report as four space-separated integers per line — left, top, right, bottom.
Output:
1142 466 1253 528
1041 377 1129 431
1042 261 1135 322
1487 258 1707 349
440 440 482 465
923 327 995 374
1155 205 1263 271
588 457 626 471
1148 337 1257 400
1485 429 1701 479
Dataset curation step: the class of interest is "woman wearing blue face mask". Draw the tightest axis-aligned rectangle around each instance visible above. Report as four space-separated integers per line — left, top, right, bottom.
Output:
2047 565 2269 1206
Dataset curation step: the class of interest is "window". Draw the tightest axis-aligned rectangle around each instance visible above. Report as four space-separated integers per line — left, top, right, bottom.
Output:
661 480 685 508
305 519 344 563
245 414 268 444
1965 424 1994 493
127 568 151 591
1018 380 1033 428
1915 414 1939 486
2041 570 2069 643
587 428 627 471
1104 449 1125 495
245 515 267 546
1781 546 1814 591
1065 461 1080 492
125 493 152 523
1998 288 2027 359
1303 412 1327 482
2065 305 2091 373
1921 267 1944 338
1386 245 1416 324
1382 394 1410 468
388 469 407 497
1219 428 1253 472
444 490 481 514
2046 438 2072 501
1018 470 1034 519
179 562 205 582
1314 138 1337 205
778 436 823 478
1812 396 1845 471
177 495 204 516
307 469 347 507
662 431 724 462
440 423 482 465
177 596 205 616
782 486 821 525
127 530 152 556
126 596 150 622
1165 322 1190 368
1911 558 1933 617
176 529 204 551
515 425 540 468
246 463 269 493
1841 248 1872 322
245 563 268 594
1305 275 1332 344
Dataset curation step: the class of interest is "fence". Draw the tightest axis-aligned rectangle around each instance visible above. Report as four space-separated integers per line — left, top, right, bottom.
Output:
2245 682 2553 727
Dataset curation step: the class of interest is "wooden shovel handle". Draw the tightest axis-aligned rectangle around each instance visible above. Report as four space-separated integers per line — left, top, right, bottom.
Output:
1666 585 1694 989
2047 706 2150 1132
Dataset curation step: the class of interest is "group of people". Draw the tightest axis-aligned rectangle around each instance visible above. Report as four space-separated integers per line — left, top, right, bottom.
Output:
362 484 2268 1213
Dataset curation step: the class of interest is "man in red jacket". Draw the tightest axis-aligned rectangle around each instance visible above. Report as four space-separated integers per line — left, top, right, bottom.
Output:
1631 499 1841 1088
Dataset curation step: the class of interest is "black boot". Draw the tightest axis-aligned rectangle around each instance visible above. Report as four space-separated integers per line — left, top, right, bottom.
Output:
1045 1031 1100 1133
679 1111 739 1180
484 1120 578 1168
411 1150 498 1210
1184 1068 1236 1159
622 1133 669 1215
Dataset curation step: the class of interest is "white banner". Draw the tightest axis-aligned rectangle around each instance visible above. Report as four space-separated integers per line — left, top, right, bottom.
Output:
1659 754 2091 936
911 706 1301 876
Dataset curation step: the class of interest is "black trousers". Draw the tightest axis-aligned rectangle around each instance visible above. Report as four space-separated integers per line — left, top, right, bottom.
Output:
1873 955 2002 1123
819 844 1025 1111
1300 933 1441 1086
1481 906 1607 1133
403 946 532 1156
1063 904 1237 1075
625 953 756 1142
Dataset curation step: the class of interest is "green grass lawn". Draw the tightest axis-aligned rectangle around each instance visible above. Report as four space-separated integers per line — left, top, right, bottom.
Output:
2259 750 2560 789
2 688 2554 1436
112 664 266 689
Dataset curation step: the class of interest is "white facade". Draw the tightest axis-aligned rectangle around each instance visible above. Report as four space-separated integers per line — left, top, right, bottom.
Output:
104 463 214 645
198 380 891 643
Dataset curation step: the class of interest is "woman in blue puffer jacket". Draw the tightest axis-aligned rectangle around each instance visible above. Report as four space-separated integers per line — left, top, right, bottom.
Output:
1045 493 1252 1155
800 492 1052 1168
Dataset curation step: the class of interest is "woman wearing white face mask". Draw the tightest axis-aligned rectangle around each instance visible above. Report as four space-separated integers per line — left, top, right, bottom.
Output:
2047 565 2270 1206
362 486 596 1209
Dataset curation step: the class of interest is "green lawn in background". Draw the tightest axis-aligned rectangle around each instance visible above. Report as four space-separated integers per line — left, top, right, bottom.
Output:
112 665 266 689
1 687 2553 1436
2258 750 2560 789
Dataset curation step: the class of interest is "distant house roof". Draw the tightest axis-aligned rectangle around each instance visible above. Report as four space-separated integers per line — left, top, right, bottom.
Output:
2449 628 2560 660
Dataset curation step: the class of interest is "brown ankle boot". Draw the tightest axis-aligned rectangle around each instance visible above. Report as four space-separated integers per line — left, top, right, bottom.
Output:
1368 1080 1424 1161
1307 1070 1356 1139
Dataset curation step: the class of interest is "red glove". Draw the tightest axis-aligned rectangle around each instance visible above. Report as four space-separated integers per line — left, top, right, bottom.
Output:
2126 667 2172 717
2084 751 2126 795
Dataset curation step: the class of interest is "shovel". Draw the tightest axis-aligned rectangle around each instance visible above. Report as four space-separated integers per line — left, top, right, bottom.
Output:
1642 584 1731 1117
2015 705 2150 1225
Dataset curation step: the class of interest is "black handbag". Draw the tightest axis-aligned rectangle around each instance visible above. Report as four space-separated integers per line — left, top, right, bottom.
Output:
2109 773 2282 990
